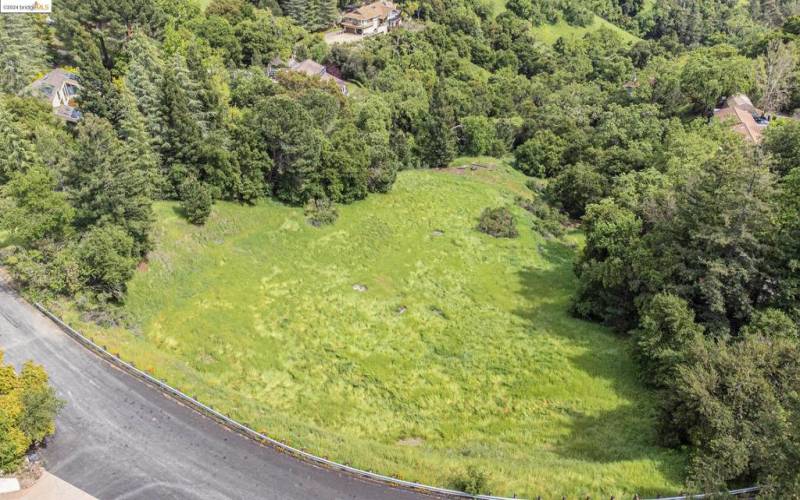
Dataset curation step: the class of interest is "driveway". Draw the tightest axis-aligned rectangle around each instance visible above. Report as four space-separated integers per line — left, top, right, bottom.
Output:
0 278 427 500
323 30 368 44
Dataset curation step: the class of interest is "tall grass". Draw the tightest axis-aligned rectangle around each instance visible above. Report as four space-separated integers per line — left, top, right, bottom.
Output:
68 160 685 497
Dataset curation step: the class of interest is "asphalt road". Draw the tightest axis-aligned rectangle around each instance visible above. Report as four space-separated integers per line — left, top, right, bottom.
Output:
0 278 428 500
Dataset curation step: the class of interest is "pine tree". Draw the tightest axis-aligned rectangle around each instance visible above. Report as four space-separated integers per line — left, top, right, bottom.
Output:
279 0 308 28
0 15 48 93
0 103 38 183
116 81 162 196
418 115 456 168
65 115 155 256
417 81 457 168
169 54 208 133
318 0 339 30
124 32 166 148
73 28 120 122
185 46 228 133
159 63 204 187
279 0 336 30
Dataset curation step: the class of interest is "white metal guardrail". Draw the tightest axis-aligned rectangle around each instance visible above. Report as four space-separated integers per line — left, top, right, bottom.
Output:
34 302 760 500
653 486 761 499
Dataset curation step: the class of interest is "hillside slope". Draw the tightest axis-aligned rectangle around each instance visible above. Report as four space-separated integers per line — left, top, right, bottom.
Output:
65 160 685 497
532 15 642 44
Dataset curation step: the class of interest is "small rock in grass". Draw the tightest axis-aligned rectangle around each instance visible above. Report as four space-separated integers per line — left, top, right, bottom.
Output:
353 284 368 292
397 436 424 446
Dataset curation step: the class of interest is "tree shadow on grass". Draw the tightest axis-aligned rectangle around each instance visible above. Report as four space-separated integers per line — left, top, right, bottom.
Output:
513 239 686 492
171 204 190 222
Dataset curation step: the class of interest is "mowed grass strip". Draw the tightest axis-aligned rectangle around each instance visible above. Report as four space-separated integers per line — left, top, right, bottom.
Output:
69 160 685 497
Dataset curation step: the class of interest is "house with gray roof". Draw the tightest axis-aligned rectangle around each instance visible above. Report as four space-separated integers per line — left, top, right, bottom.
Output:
24 68 82 123
268 57 349 96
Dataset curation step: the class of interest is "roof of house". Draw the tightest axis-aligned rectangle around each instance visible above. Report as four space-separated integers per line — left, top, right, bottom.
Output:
342 1 397 21
725 94 759 115
26 68 80 100
54 105 82 123
286 59 348 93
714 94 764 143
290 59 326 77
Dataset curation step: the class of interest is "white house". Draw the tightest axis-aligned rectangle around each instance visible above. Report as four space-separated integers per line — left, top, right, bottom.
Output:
25 68 82 123
340 1 401 36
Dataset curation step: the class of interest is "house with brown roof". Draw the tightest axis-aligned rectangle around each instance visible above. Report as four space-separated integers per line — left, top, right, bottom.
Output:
340 1 401 36
713 94 768 143
269 57 349 96
24 69 82 123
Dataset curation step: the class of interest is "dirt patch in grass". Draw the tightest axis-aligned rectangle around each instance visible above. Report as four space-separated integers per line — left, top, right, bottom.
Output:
397 437 425 447
438 162 496 176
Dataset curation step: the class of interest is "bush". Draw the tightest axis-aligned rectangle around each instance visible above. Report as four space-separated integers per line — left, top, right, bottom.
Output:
460 115 496 156
633 293 704 389
18 363 63 445
450 466 491 495
514 130 566 178
0 356 62 473
665 333 800 492
506 0 533 19
477 207 518 238
367 144 399 194
561 0 594 26
762 119 800 177
305 198 338 227
546 163 607 218
76 225 137 301
2 243 83 298
179 177 213 225
516 196 567 238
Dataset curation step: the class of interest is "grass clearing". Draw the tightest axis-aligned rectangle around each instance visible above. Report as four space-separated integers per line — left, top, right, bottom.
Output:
485 0 508 17
486 0 641 45
0 230 15 248
63 160 685 497
531 15 642 45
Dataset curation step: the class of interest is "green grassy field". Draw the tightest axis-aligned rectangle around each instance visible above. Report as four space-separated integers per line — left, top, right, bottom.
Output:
65 160 685 497
531 15 642 45
0 230 13 248
486 0 640 45
486 0 508 17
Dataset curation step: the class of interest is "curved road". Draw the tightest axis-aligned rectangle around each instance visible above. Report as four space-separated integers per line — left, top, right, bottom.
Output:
0 278 429 500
